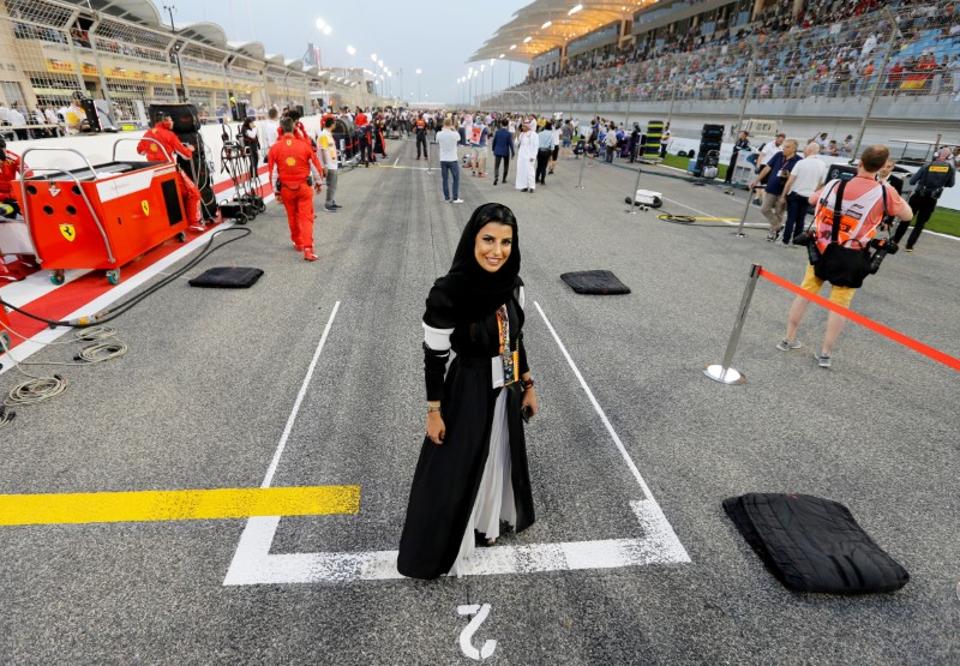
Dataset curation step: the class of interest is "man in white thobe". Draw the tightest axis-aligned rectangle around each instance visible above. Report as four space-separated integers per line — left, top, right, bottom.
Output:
515 120 538 192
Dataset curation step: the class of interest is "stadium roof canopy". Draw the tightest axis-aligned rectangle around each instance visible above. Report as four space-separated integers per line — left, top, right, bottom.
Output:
65 1 314 75
177 21 228 48
469 0 655 63
72 0 164 26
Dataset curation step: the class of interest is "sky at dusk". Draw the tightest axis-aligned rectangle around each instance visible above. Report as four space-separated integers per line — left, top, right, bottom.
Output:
171 1 532 104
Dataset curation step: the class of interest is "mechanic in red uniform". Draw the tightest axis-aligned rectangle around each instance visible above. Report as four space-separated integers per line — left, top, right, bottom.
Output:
0 136 22 217
268 117 324 262
136 113 203 228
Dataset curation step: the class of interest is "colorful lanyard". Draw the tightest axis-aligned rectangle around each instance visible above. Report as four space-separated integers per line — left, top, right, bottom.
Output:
496 304 519 386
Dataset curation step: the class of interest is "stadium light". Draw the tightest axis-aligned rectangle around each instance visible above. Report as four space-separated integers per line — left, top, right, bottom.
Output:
315 17 327 31
416 68 422 75
346 45 356 56
541 21 552 29
370 53 378 62
523 36 532 43
510 44 517 50
499 53 505 58
323 25 332 35
568 3 583 15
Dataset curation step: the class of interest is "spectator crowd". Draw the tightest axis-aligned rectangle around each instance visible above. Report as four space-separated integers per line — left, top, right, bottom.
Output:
488 0 960 107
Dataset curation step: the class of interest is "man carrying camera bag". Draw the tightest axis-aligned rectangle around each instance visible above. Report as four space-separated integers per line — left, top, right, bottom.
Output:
777 145 912 369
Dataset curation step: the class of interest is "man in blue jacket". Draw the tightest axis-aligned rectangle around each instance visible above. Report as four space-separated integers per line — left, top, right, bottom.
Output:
491 118 514 186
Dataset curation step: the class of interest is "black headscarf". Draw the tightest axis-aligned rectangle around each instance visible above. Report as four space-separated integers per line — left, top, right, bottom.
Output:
425 202 521 326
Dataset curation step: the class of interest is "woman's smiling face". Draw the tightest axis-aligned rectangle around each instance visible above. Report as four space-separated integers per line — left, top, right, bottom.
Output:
474 222 513 273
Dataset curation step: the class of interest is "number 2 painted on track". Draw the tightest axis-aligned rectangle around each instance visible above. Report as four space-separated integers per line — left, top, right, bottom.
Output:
457 603 497 661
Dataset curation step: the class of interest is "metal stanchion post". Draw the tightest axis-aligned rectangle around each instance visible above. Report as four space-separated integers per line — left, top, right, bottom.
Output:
704 264 761 385
625 164 643 214
733 186 755 237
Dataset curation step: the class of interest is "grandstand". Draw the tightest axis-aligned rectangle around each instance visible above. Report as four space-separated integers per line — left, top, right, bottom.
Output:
0 0 379 131
476 0 960 136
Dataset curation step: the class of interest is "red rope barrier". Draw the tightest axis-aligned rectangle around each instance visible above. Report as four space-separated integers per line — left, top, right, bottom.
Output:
757 267 960 373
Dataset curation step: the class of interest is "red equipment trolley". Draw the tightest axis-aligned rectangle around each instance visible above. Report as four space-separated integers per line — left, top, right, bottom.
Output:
17 138 190 285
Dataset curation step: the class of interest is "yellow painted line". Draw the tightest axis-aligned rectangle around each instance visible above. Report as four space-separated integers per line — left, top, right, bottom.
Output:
0 485 360 527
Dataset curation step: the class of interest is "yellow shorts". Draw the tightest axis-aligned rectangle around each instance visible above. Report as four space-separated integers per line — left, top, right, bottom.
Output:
800 265 856 308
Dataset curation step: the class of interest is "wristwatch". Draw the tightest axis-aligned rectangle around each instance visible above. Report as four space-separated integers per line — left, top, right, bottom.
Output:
521 378 535 391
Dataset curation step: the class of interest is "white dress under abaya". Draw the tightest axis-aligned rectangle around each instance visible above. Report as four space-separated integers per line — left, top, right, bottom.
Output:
515 130 538 191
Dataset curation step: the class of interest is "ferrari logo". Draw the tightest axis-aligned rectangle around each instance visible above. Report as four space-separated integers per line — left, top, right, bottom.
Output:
285 157 297 166
150 144 159 152
59 224 76 242
141 199 150 216
285 140 293 146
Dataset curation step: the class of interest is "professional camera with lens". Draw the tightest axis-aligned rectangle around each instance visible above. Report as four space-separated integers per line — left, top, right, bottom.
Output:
867 237 899 274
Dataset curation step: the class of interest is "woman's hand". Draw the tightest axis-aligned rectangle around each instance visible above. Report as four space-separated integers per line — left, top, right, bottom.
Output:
521 386 539 419
426 410 446 445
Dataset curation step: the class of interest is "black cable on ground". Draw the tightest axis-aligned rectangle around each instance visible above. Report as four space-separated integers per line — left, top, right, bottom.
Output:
0 226 252 329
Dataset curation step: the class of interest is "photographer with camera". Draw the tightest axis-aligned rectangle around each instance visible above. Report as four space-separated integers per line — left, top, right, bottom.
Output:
777 145 912 369
891 147 956 253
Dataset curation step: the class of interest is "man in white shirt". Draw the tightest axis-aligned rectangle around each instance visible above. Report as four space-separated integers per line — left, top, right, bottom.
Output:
318 116 340 211
779 142 828 246
437 118 462 203
259 107 280 154
7 103 26 140
757 133 785 170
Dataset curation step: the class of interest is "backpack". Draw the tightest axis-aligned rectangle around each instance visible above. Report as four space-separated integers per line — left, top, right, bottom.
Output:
812 179 888 288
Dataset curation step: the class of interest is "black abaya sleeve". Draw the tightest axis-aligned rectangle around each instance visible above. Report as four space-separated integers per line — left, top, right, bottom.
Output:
518 333 530 376
424 344 448 402
423 285 456 402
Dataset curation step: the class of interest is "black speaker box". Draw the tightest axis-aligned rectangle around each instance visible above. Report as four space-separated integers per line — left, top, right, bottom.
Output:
80 99 101 132
148 103 200 133
701 123 724 138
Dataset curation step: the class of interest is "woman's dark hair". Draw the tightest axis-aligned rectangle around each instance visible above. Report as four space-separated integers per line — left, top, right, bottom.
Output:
544 121 553 130
470 202 517 232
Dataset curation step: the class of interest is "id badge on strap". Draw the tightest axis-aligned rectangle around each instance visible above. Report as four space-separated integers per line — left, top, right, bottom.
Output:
490 351 519 389
493 305 520 389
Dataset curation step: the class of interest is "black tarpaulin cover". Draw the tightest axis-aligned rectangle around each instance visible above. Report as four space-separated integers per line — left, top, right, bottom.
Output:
188 267 264 289
723 493 909 594
560 270 631 295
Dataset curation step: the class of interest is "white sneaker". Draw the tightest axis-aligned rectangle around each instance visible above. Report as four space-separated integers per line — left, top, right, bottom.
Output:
776 339 802 351
452 199 464 204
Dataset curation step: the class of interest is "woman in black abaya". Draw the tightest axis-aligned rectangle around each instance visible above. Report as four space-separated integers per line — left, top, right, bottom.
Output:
398 203 539 580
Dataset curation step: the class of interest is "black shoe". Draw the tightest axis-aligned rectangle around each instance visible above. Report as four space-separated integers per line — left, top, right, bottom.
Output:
324 206 338 212
332 204 343 209
493 179 498 186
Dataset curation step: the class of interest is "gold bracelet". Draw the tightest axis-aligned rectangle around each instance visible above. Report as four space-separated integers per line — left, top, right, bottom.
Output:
427 404 441 413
